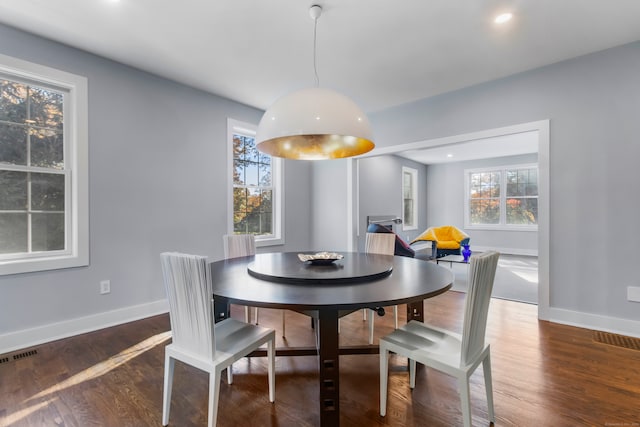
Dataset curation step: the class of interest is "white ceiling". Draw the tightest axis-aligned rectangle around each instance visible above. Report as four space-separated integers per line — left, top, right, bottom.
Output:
1 0 639 163
396 130 539 165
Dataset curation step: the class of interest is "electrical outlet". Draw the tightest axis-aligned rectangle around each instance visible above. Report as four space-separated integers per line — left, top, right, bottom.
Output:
100 280 111 295
627 286 640 302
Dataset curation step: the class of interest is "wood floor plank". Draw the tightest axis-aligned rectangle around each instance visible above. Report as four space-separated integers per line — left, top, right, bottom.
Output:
1 292 639 426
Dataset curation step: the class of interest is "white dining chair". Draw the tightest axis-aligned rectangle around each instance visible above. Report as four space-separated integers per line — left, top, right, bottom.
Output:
160 252 275 427
223 234 256 324
365 232 397 344
379 251 499 427
223 234 288 337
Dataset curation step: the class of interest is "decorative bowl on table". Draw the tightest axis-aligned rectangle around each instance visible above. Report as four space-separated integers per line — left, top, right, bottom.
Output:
298 252 344 265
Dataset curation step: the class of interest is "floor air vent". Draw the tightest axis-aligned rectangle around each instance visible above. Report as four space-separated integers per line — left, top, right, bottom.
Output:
0 348 39 364
593 331 640 351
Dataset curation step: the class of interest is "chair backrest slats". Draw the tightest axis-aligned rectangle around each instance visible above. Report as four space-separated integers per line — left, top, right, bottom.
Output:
223 234 256 259
460 251 500 366
161 252 215 360
365 232 395 256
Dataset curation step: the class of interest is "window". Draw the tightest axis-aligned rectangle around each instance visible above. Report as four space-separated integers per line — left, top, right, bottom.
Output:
228 119 283 246
0 54 88 276
465 164 538 230
402 166 418 230
468 170 501 225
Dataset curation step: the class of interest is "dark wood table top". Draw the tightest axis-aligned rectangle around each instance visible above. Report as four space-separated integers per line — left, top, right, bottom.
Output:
210 251 454 311
247 251 394 284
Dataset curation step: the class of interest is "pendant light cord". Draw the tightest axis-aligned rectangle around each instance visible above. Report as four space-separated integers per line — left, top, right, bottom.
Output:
313 14 320 88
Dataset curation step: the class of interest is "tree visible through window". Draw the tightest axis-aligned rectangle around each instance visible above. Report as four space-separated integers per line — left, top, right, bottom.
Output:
469 171 501 225
0 79 66 255
402 167 418 230
232 133 273 235
506 168 538 225
466 164 538 229
0 54 87 276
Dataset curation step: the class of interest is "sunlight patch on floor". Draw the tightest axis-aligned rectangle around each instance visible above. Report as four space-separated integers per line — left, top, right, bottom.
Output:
25 331 171 403
2 398 54 425
499 258 537 268
509 269 538 283
498 255 538 284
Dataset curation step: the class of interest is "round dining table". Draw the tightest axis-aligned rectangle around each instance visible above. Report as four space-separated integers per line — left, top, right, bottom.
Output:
209 251 453 427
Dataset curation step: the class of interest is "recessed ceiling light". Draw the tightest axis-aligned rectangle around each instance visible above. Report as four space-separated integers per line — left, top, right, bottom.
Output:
494 13 513 24
447 153 454 158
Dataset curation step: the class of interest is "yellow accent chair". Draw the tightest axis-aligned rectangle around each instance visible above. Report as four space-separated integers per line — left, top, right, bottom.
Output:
410 225 470 259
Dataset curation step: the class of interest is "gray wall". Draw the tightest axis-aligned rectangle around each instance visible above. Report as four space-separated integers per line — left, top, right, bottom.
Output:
2 24 639 349
357 155 428 251
311 159 352 252
0 24 312 349
426 153 538 255
369 41 640 322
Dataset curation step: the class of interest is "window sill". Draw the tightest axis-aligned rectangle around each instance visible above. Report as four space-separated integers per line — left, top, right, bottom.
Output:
256 236 285 248
0 253 89 276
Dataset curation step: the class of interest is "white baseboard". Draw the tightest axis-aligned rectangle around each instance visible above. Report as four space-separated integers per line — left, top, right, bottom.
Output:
548 307 640 339
3 297 637 355
473 246 538 256
0 299 169 355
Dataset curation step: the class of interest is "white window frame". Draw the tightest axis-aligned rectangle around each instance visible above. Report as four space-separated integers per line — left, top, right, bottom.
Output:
464 163 538 231
227 118 284 247
401 166 418 231
0 54 88 276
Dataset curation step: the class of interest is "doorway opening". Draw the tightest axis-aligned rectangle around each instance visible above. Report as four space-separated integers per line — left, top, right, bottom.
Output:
351 120 549 318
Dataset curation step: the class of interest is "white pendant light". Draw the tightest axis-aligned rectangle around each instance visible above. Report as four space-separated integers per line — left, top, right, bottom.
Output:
256 4 375 160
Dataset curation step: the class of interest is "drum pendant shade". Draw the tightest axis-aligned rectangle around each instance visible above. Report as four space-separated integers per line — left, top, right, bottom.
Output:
256 87 374 160
255 5 375 160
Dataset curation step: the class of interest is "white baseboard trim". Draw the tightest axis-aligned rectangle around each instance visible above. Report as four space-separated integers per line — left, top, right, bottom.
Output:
4 298 637 355
0 299 169 355
548 307 640 339
473 246 538 256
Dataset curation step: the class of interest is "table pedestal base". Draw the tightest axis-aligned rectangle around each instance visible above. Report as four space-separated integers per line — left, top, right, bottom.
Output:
406 300 424 322
318 310 339 426
245 302 425 427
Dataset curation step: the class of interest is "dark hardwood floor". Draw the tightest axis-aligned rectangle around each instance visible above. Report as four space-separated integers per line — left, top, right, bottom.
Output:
1 292 639 427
